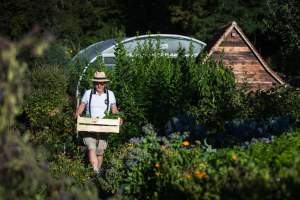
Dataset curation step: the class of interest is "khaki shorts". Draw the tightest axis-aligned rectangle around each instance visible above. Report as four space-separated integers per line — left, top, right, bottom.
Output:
83 133 108 156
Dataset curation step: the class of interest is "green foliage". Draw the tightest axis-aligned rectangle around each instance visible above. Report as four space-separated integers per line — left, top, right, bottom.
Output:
103 111 125 119
0 34 97 199
239 86 300 119
100 128 300 199
0 0 299 77
168 0 268 41
40 43 72 66
186 55 238 128
67 57 107 98
110 40 238 135
49 154 94 187
264 0 300 75
24 65 69 130
0 133 98 200
3 2 300 199
0 0 125 48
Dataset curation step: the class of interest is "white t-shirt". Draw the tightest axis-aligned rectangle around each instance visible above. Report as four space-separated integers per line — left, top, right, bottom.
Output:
81 89 116 118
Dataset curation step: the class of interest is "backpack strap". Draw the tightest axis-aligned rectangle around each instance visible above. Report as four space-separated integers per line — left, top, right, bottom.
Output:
88 88 96 117
88 88 110 117
105 88 110 113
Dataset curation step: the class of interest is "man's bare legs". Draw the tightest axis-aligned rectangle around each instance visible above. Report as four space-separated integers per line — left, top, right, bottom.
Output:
88 149 99 172
88 150 104 173
97 155 104 170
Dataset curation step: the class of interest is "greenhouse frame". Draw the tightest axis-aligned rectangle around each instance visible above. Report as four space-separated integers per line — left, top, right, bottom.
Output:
72 34 207 102
71 34 206 67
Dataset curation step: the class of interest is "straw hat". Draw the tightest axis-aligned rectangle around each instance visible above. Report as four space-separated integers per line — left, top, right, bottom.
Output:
91 71 110 82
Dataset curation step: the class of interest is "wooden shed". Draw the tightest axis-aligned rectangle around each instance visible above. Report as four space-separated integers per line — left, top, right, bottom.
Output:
206 21 284 91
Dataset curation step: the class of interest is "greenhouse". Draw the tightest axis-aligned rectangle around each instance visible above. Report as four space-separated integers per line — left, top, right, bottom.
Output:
71 34 207 67
72 34 207 101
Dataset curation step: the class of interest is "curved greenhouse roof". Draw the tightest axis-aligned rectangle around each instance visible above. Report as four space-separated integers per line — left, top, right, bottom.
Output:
72 34 206 103
71 34 206 67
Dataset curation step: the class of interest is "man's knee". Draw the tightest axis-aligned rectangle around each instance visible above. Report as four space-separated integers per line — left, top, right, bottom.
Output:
96 139 107 156
83 137 97 150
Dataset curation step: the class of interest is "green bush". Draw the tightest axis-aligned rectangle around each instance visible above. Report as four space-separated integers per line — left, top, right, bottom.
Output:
0 133 98 200
34 43 72 66
108 40 239 135
23 64 79 157
49 153 94 186
185 54 239 129
0 35 98 200
245 86 300 119
24 65 68 129
99 128 300 199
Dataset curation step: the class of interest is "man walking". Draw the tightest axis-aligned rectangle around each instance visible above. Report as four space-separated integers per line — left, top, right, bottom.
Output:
75 71 119 173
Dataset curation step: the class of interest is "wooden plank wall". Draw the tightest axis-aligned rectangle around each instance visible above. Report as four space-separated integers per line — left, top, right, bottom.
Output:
211 29 277 91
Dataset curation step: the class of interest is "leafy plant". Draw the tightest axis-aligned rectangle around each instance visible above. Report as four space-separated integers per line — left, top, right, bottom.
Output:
0 32 97 199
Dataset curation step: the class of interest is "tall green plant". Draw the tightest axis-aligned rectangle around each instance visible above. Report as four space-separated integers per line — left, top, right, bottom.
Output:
110 39 238 134
113 39 186 133
186 55 238 129
0 34 97 199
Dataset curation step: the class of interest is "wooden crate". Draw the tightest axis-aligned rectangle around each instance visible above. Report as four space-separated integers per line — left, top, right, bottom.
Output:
77 116 120 133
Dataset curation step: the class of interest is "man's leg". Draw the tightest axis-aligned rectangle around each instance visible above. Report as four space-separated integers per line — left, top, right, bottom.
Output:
83 137 99 172
88 149 99 172
96 139 107 170
97 155 104 170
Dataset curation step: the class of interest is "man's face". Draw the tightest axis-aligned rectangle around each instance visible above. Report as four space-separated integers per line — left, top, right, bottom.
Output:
94 81 106 93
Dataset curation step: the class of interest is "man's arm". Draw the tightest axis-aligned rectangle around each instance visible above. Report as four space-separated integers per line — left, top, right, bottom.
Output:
75 102 86 118
111 104 123 125
111 103 118 114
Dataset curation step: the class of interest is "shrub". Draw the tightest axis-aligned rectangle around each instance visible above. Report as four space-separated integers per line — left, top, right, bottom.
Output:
185 54 239 129
246 86 300 119
108 40 239 136
24 65 68 130
49 153 94 187
0 133 98 200
34 43 72 66
99 128 300 199
0 34 97 200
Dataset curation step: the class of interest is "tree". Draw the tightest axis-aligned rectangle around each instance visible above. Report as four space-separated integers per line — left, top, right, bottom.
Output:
263 0 300 76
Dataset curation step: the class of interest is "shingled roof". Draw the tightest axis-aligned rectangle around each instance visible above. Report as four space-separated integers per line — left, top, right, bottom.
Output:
205 21 284 91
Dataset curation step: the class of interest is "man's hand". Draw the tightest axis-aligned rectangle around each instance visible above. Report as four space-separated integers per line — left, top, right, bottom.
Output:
119 118 123 125
74 112 80 119
75 102 86 119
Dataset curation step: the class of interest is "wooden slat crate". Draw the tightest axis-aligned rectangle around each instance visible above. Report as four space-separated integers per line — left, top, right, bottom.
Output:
77 116 120 133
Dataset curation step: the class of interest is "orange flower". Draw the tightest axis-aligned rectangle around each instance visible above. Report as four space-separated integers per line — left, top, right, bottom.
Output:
231 153 238 161
154 162 160 169
194 171 208 179
182 140 190 147
155 172 160 177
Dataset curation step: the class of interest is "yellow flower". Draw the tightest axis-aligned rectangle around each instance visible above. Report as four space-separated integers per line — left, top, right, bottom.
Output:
182 140 190 147
231 153 238 161
154 162 160 169
127 143 134 150
198 162 208 169
160 145 166 150
194 171 208 179
155 172 160 177
184 173 192 180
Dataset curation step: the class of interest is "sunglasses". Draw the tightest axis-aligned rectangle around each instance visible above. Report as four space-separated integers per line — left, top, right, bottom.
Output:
95 82 106 85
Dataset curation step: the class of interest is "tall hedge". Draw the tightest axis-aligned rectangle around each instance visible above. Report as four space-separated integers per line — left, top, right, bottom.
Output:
108 40 238 135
